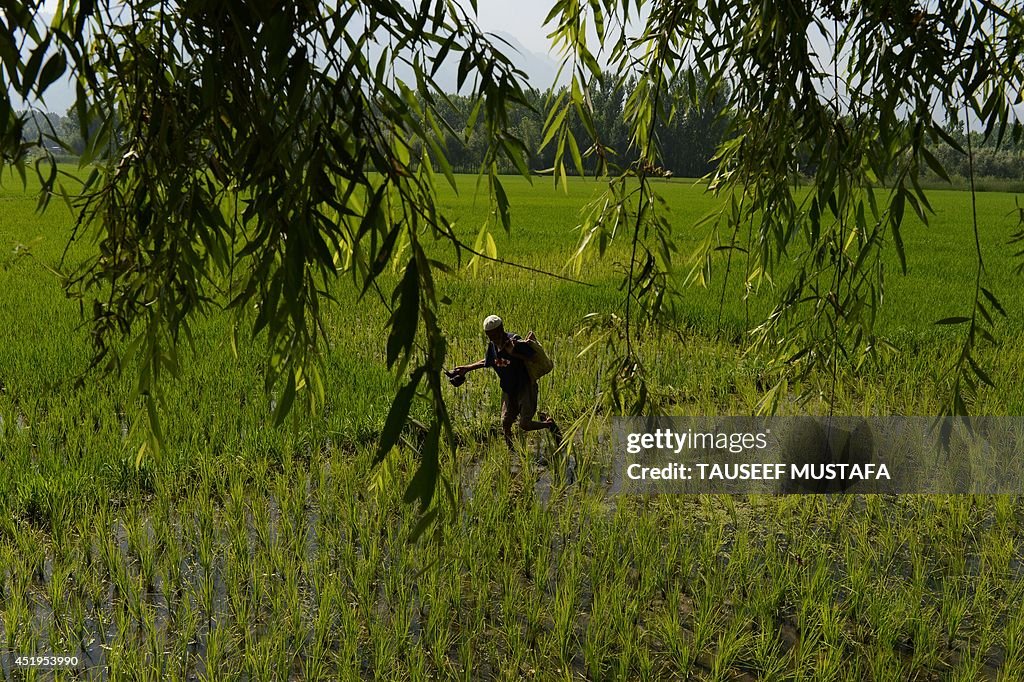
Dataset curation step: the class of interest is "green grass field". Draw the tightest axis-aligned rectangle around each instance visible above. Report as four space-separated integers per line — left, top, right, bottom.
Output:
1 170 1023 679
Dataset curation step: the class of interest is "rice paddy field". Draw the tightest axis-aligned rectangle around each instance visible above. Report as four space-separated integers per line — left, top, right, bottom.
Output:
2 169 1024 679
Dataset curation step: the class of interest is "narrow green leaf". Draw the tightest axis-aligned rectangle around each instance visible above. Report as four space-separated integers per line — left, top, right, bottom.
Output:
407 508 439 543
359 224 403 300
540 101 568 151
977 326 998 345
953 387 969 417
937 416 953 452
272 371 297 426
921 145 950 183
431 34 456 78
20 36 52 97
566 129 584 177
37 52 67 93
493 176 511 232
967 355 995 388
981 287 1007 317
386 259 420 368
145 394 165 452
404 418 441 509
375 367 424 465
934 124 966 155
889 192 907 274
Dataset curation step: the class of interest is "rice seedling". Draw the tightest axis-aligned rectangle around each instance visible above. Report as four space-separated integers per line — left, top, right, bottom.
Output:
747 625 789 681
308 578 341 674
652 583 694 675
580 576 616 677
1001 603 1024 680
711 618 752 680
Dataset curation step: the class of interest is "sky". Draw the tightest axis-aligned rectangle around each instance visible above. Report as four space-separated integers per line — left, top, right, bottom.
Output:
24 1 1023 126
27 0 563 113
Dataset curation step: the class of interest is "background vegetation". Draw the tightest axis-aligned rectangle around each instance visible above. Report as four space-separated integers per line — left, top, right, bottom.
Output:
17 77 1024 185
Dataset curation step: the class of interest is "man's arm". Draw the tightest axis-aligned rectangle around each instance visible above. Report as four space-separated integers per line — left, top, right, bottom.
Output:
452 359 487 375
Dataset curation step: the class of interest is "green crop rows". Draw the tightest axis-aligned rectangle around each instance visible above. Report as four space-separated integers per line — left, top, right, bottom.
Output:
1 170 1023 679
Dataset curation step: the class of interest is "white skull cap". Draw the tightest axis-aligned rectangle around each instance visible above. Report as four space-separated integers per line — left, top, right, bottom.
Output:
482 315 503 331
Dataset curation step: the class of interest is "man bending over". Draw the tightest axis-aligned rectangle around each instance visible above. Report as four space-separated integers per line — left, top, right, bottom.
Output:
451 315 561 451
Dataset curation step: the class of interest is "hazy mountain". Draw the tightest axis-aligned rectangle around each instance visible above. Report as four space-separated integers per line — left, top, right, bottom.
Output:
480 31 563 92
385 29 563 95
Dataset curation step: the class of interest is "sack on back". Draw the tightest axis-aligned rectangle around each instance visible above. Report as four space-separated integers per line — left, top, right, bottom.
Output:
524 337 554 382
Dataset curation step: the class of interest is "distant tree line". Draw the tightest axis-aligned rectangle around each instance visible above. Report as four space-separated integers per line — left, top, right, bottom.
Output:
19 74 1023 183
426 69 730 177
423 72 1023 183
21 82 727 177
926 125 1024 182
18 110 88 158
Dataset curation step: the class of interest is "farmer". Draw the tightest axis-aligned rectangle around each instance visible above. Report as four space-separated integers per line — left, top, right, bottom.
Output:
451 315 561 452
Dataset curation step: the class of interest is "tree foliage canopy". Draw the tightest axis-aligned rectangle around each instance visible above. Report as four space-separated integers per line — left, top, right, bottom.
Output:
3 0 1024 520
